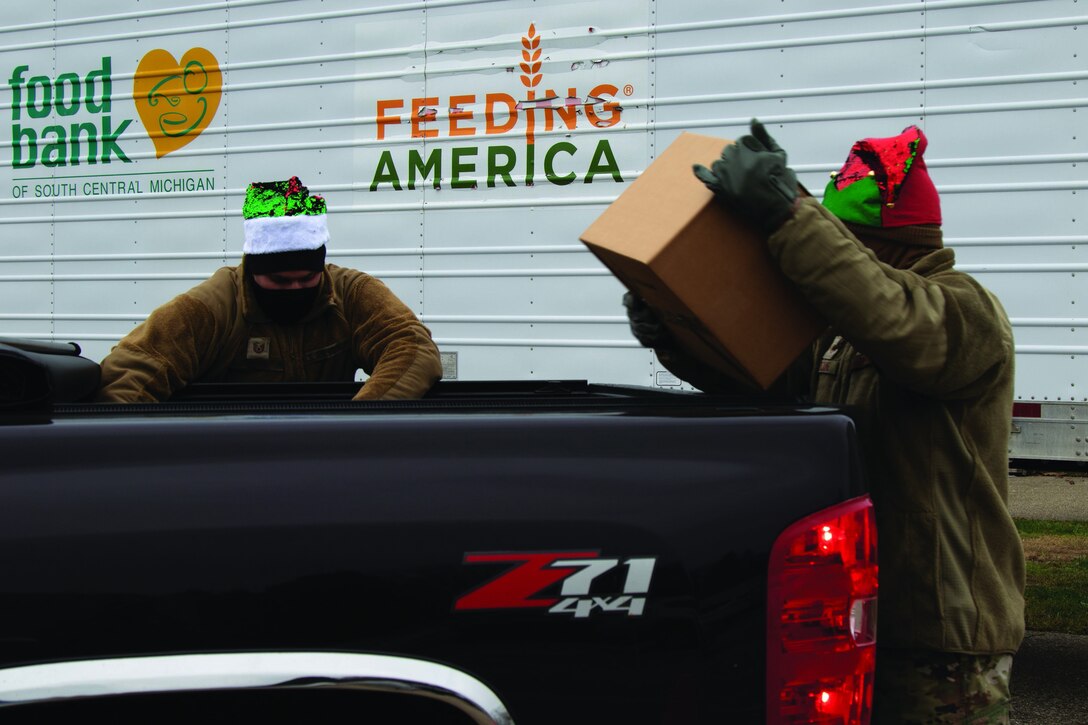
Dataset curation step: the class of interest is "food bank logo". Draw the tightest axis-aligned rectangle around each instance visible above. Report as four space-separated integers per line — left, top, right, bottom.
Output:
6 48 220 169
134 48 221 158
370 23 626 191
8 58 130 168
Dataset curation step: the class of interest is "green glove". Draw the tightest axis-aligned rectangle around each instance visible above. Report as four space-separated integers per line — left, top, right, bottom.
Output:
693 119 799 237
623 292 673 350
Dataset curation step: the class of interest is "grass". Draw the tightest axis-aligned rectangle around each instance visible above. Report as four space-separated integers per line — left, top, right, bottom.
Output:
1015 519 1088 635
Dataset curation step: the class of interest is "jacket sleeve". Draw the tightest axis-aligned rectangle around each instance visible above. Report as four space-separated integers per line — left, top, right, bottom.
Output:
766 197 1012 398
347 277 442 400
96 295 221 403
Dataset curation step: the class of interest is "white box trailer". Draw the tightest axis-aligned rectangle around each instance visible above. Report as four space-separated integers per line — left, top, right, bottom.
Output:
1 0 1085 460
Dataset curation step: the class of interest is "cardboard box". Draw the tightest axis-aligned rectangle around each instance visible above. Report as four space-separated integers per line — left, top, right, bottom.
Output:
580 132 825 390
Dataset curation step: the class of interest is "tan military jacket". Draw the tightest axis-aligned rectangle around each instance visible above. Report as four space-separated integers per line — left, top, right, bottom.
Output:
660 198 1025 655
97 263 442 402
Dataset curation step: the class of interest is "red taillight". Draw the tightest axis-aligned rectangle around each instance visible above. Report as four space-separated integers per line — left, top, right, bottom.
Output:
767 496 877 725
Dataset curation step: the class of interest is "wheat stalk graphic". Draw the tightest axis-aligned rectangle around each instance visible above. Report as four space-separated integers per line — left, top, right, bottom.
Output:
520 23 541 149
520 23 541 89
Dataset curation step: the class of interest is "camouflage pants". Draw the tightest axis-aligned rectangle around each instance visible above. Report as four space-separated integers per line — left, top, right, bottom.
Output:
872 649 1013 724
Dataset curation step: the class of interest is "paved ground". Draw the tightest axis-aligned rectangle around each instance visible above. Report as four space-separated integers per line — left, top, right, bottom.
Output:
1012 631 1088 724
1008 468 1088 521
1007 469 1088 723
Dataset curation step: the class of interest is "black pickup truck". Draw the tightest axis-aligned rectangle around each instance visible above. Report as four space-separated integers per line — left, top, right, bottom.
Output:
0 339 877 724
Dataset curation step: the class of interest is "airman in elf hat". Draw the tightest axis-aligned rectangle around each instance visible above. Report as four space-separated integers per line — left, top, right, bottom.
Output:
627 120 1025 723
96 174 443 402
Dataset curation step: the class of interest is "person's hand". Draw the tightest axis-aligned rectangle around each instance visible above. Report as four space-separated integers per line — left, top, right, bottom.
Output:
623 292 673 349
693 119 799 236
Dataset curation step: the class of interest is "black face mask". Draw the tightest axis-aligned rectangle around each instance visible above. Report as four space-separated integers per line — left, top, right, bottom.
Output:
251 283 321 324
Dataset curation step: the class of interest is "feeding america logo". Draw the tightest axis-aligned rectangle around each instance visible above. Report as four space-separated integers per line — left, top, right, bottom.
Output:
369 22 631 192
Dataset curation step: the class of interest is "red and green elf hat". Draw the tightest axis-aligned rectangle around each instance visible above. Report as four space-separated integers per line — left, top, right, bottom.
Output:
822 125 941 228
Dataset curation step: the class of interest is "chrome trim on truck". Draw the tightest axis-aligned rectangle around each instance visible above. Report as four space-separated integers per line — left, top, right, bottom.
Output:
0 652 514 725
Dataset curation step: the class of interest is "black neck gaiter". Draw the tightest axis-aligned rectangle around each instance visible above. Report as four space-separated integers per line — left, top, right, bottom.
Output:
250 283 321 324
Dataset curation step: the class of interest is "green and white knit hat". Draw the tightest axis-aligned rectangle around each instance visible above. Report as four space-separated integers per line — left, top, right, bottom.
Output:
242 176 328 273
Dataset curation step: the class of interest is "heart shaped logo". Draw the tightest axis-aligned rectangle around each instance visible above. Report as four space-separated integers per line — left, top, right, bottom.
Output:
134 48 221 159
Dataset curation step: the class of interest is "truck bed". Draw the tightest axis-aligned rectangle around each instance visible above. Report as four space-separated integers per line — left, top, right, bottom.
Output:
0 382 866 723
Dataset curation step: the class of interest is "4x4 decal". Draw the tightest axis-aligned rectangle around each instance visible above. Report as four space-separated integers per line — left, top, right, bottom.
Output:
455 551 656 618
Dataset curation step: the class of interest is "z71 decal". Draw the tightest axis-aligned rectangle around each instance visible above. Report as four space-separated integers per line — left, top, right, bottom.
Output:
455 551 657 618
